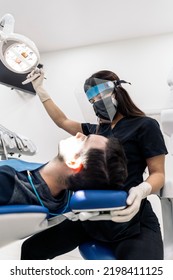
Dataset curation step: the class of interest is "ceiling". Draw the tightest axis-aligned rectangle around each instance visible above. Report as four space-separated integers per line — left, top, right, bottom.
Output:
1 0 173 53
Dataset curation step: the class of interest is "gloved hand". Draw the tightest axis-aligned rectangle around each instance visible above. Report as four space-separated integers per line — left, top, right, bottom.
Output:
63 211 79 221
64 210 120 221
111 182 152 222
27 68 50 103
64 211 100 221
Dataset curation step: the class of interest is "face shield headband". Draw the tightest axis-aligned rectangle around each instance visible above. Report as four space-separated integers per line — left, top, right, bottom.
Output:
85 79 131 100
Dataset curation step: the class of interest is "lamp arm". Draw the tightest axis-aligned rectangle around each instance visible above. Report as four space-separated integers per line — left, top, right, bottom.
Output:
0 14 15 35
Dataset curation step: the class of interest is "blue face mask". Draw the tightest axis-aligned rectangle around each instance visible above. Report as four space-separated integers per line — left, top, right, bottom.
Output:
93 96 117 121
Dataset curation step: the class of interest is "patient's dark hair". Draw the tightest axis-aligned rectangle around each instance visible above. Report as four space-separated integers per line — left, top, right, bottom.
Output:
67 137 127 191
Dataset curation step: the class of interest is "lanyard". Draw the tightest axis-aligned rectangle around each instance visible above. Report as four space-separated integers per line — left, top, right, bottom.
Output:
27 170 71 217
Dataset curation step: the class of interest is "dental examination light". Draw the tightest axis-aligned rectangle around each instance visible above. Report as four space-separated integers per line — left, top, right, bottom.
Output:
0 14 40 83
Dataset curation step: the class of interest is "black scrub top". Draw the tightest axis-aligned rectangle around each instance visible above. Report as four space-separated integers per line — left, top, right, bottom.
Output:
82 116 168 191
81 116 168 242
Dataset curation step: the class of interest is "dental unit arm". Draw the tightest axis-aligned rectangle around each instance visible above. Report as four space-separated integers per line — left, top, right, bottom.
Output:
0 13 41 84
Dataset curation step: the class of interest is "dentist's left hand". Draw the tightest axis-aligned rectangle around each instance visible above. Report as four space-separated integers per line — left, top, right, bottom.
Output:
111 182 152 222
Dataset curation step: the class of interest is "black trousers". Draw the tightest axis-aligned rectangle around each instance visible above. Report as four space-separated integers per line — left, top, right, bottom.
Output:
21 219 163 260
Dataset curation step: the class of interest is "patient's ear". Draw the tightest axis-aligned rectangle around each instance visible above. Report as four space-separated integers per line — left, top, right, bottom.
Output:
66 157 83 172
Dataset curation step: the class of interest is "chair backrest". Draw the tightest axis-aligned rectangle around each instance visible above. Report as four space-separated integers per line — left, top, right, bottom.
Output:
0 205 48 248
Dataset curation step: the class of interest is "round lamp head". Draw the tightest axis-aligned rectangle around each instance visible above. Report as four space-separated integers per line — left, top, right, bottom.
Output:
0 14 40 74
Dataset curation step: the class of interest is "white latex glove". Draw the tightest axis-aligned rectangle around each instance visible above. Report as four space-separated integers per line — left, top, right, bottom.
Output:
64 211 100 221
63 211 79 221
25 68 50 103
111 182 152 222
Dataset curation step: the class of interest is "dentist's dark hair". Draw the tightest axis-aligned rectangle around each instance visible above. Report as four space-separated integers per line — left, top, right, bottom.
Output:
84 70 145 117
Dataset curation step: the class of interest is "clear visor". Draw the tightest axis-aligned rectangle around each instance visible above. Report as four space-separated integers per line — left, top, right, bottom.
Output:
75 78 116 123
74 81 98 124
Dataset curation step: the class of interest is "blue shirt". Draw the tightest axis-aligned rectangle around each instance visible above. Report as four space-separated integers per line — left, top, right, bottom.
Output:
0 164 70 215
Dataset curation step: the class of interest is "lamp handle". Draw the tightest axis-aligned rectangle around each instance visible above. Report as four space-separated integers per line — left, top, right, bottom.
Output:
22 70 41 85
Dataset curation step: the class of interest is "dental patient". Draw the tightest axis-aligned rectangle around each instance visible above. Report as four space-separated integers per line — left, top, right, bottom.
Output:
0 132 127 215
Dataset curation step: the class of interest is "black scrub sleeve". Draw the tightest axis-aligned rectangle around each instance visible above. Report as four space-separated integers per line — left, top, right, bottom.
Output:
137 118 168 158
81 123 98 135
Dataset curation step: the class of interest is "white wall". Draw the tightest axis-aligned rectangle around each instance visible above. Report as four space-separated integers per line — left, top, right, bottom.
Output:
0 33 173 180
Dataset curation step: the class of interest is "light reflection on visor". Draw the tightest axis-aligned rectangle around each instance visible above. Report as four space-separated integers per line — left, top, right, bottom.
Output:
85 81 114 100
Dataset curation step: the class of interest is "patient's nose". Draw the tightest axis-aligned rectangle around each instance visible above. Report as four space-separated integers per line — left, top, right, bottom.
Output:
75 132 86 140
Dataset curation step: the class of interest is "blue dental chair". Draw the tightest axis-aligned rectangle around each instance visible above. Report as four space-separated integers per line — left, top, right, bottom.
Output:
69 189 127 260
0 158 128 259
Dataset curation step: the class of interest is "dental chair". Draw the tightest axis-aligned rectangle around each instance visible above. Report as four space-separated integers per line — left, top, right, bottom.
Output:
0 190 127 260
0 194 164 260
69 189 128 260
0 191 163 260
0 158 163 260
0 158 128 260
0 158 164 260
0 159 163 260
0 205 49 248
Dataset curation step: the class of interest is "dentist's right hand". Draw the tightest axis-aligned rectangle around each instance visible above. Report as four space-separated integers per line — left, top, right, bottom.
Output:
27 68 50 103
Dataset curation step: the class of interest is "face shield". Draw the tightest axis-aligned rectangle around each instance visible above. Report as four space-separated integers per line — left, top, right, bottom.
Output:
74 82 98 124
84 78 117 122
75 78 117 123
